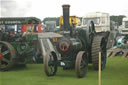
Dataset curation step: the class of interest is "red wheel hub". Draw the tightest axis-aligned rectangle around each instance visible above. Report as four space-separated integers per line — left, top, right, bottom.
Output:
0 54 3 59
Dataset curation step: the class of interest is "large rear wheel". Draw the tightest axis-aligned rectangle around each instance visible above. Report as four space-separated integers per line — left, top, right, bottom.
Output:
0 41 16 71
75 51 88 78
91 36 107 70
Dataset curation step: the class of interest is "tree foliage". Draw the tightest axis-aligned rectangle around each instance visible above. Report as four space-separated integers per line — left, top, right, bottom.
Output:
110 15 126 26
43 17 60 26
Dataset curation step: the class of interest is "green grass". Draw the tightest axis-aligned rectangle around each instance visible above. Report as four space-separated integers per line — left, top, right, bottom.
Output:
0 57 128 85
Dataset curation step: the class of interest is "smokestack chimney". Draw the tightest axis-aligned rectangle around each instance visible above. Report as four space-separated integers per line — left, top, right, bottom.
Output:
62 4 70 31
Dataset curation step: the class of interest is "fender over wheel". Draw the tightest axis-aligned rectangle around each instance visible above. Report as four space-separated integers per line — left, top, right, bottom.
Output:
86 20 96 46
86 21 96 61
44 51 58 76
75 51 88 78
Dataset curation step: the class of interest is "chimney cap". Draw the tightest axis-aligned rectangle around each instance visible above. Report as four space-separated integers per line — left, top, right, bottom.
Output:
62 4 70 8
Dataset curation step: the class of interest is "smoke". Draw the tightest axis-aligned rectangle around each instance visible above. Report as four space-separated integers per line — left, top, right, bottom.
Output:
0 0 32 17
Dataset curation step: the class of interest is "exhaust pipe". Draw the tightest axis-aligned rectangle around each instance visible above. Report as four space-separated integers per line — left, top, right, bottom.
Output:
62 4 70 31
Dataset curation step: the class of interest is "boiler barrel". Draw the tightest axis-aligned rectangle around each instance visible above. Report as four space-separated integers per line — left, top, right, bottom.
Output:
57 38 83 55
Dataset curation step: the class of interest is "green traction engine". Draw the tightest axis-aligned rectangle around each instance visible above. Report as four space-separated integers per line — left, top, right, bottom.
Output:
0 17 42 71
44 5 107 78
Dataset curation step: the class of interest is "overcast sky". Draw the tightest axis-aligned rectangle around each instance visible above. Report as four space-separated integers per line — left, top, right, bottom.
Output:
0 0 128 20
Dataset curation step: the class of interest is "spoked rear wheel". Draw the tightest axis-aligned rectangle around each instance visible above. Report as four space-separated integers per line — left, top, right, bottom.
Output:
75 51 88 78
44 51 58 76
0 41 16 71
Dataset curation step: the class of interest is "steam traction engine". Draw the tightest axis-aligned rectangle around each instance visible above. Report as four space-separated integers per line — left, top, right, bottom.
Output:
44 5 107 78
0 17 42 71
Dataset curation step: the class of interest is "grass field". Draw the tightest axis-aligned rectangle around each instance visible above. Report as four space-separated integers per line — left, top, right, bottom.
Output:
0 57 128 85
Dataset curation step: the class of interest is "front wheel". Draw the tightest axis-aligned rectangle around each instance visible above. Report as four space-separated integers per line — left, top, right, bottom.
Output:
75 51 88 78
44 51 58 76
